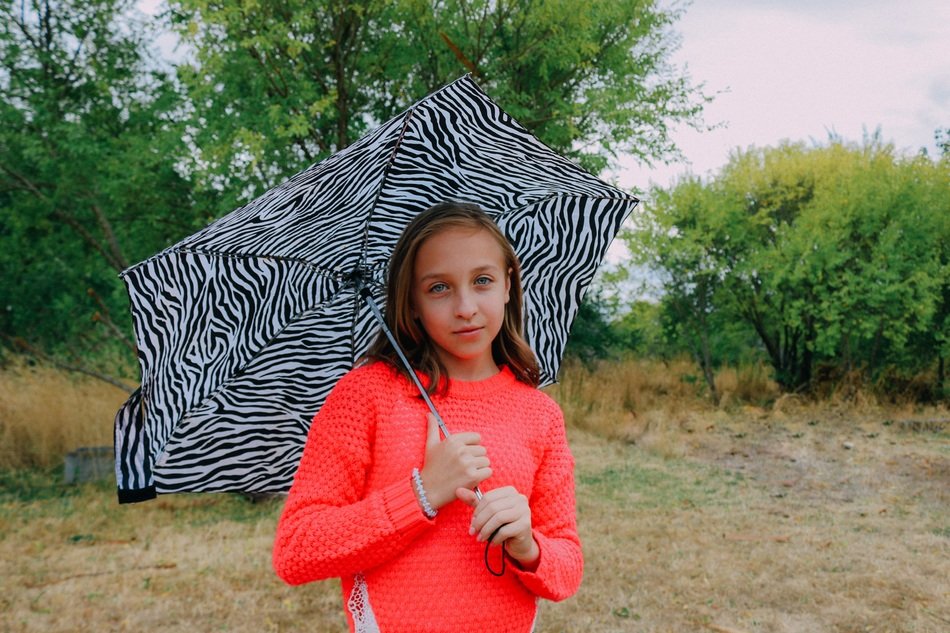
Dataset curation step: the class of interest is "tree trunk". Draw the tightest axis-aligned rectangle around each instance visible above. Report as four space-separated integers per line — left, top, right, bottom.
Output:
939 355 946 398
697 309 720 405
332 3 361 152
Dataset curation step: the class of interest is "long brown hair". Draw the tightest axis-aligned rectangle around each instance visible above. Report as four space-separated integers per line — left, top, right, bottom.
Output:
365 201 540 391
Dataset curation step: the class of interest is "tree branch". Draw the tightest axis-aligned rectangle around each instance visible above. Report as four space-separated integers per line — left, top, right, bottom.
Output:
6 336 136 394
439 32 480 77
0 162 50 200
50 209 124 272
87 288 137 355
90 203 128 270
247 46 290 99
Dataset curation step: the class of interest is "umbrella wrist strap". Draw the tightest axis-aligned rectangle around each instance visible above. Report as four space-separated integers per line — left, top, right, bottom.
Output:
485 527 506 576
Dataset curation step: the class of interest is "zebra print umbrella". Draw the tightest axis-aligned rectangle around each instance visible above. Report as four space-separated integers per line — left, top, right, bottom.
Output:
114 75 638 502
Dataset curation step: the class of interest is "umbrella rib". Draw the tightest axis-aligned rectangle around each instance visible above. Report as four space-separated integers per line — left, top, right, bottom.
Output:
496 192 638 217
356 104 417 270
345 89 419 360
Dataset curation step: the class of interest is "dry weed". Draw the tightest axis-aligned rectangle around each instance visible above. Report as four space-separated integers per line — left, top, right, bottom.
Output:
716 362 781 409
0 361 130 469
3 417 946 633
548 358 709 444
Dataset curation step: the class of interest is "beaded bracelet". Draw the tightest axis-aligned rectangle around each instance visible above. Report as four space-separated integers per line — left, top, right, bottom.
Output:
411 468 437 519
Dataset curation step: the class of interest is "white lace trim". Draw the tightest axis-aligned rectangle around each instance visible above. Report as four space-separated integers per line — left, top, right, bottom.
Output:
346 573 380 633
346 573 537 632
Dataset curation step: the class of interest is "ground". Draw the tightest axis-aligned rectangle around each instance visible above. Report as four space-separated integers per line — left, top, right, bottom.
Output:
1 406 947 632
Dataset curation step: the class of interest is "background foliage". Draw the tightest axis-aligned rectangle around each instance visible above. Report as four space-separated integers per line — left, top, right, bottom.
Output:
1 0 946 402
0 0 195 376
167 0 706 211
1 0 704 379
623 137 949 400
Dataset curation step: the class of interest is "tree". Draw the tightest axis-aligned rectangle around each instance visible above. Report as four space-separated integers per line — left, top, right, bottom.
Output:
937 127 950 156
390 0 707 173
564 290 620 365
915 139 950 396
626 177 737 402
629 138 949 395
168 0 709 213
611 300 667 359
0 0 193 373
721 141 947 390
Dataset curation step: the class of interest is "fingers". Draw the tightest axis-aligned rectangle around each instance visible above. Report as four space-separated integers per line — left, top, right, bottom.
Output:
474 505 521 544
421 416 490 509
451 431 483 446
468 486 531 544
434 432 488 481
466 487 538 565
427 414 483 448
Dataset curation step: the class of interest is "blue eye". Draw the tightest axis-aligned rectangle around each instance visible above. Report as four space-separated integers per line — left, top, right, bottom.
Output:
429 282 448 294
475 276 492 286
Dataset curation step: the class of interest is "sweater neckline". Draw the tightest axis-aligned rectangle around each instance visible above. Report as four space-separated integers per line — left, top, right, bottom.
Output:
374 361 519 400
438 365 517 399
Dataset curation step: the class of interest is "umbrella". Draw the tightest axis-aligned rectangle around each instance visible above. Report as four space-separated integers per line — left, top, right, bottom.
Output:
114 75 638 503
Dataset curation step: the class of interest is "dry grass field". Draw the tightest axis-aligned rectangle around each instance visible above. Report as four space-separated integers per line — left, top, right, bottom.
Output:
1 360 948 632
0 362 122 470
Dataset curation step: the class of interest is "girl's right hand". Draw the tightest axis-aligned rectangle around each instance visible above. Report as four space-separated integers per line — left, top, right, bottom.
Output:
419 413 491 509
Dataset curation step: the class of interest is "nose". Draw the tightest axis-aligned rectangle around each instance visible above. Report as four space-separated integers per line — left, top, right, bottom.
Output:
454 288 477 319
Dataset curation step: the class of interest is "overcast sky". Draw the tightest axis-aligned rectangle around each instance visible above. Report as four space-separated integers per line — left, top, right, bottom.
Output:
615 0 950 191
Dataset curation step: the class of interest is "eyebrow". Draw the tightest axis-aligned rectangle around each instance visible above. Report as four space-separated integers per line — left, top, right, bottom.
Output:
417 264 503 284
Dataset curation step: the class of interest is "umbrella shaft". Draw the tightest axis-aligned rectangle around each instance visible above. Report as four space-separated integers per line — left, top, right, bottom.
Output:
363 291 484 502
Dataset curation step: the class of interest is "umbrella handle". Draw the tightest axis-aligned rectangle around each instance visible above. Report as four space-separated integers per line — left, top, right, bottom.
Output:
361 289 484 502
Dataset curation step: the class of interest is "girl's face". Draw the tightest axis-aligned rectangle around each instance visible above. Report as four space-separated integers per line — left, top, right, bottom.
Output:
411 226 511 382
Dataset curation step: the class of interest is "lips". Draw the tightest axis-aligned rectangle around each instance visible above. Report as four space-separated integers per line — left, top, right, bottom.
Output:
454 326 483 336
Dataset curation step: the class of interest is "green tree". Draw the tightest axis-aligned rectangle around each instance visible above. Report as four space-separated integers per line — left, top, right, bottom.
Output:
721 141 946 390
626 177 738 402
0 0 193 376
391 0 707 173
913 141 950 396
629 138 949 395
564 290 620 365
168 0 709 213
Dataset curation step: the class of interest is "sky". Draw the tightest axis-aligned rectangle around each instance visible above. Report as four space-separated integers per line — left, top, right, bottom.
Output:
614 0 950 192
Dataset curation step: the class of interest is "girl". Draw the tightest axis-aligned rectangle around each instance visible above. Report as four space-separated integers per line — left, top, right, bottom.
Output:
272 202 582 632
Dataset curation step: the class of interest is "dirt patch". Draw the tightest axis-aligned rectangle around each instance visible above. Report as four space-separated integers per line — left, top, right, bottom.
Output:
690 412 950 509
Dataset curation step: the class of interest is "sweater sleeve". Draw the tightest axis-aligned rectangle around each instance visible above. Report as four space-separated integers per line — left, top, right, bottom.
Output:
272 368 432 585
510 402 583 601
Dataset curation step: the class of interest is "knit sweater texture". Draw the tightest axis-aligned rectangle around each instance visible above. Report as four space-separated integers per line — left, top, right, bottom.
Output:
272 361 583 632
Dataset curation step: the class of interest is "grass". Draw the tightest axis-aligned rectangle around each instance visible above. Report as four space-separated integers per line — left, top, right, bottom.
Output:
1 360 948 632
0 359 128 470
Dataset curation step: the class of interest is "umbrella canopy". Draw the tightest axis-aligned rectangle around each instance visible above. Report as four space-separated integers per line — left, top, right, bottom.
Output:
114 75 638 503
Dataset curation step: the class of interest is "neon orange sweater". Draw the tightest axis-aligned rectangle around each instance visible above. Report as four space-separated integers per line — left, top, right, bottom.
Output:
272 362 582 632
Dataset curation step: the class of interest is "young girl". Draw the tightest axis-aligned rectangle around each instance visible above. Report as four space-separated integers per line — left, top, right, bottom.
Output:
272 202 582 632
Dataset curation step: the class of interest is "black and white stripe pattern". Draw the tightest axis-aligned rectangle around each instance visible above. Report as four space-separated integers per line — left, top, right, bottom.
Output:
115 75 637 501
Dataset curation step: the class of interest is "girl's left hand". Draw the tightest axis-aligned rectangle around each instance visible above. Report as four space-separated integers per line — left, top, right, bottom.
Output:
456 486 540 567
